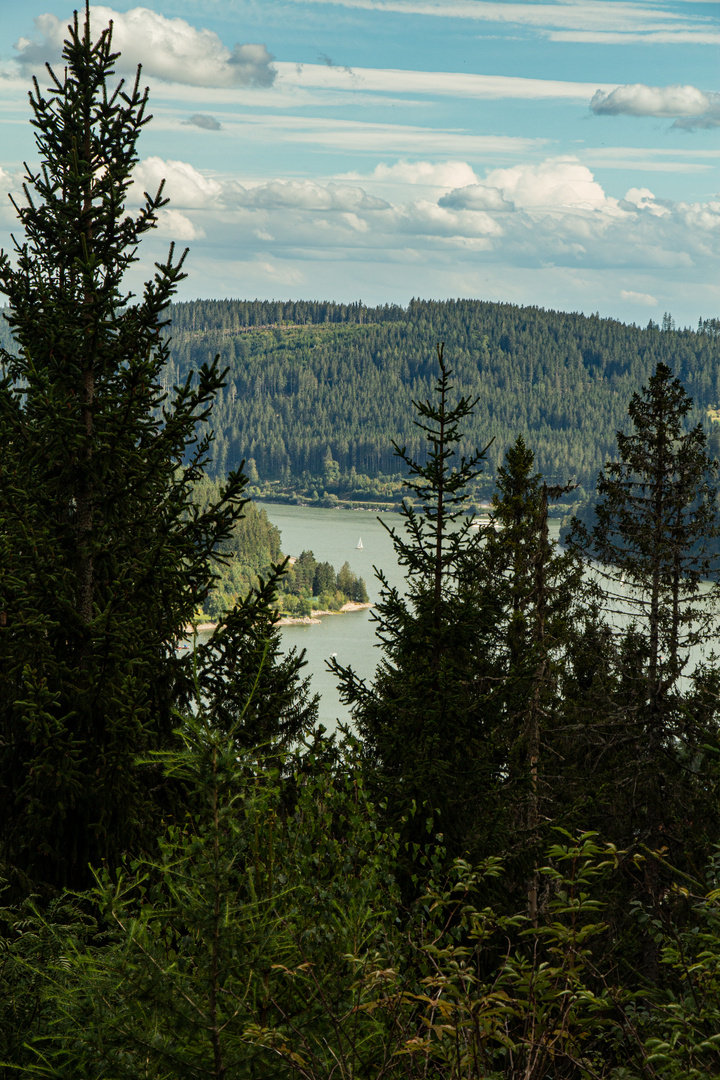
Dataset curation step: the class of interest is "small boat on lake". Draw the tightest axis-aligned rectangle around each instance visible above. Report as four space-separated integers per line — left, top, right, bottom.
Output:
356 538 363 549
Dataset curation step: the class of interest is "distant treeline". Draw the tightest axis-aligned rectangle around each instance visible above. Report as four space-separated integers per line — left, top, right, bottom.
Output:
163 299 720 495
170 298 406 331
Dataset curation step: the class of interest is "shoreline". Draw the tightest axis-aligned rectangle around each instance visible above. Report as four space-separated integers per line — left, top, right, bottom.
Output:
185 601 373 635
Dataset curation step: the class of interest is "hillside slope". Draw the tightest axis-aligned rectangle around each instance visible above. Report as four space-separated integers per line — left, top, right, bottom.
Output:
165 299 720 495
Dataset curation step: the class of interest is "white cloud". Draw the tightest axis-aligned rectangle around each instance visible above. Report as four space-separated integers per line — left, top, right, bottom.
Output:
580 149 715 174
394 199 504 239
0 166 16 193
370 160 478 187
231 179 389 212
0 165 34 223
621 289 658 306
14 7 275 88
131 157 223 208
276 61 615 101
439 185 514 211
284 0 716 40
621 188 671 217
447 158 617 213
270 116 544 157
148 155 720 281
132 109 547 161
591 84 714 117
155 208 205 240
548 29 720 44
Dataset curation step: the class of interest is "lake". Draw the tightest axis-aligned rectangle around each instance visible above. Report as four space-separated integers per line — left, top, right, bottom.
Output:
261 503 565 729
237 503 716 729
258 502 405 729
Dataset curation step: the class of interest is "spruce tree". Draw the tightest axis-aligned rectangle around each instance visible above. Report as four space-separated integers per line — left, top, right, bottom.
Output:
569 364 720 749
482 437 583 915
332 345 502 868
567 364 720 966
0 7 311 889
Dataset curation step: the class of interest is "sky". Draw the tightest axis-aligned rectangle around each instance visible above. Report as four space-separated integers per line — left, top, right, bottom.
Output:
1 1 719 327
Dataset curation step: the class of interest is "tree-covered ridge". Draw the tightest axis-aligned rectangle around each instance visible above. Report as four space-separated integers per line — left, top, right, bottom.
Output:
166 298 720 495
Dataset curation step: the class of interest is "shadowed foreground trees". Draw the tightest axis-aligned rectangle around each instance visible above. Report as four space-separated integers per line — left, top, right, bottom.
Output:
0 7 313 891
6 13 720 1078
566 364 720 873
332 345 504 870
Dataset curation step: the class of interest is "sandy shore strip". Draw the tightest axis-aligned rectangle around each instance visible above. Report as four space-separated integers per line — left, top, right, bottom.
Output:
184 601 372 635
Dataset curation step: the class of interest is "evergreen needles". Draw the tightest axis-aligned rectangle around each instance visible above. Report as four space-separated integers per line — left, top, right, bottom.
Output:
0 5 311 890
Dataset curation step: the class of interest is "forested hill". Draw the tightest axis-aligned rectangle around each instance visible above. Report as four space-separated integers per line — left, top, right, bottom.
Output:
164 299 720 495
6 299 720 495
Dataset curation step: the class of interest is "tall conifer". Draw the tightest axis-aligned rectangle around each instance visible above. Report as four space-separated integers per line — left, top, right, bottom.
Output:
567 364 720 968
332 345 501 869
0 7 307 888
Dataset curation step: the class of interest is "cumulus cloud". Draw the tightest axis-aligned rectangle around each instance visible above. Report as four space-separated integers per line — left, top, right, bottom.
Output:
155 208 205 240
14 7 276 88
393 199 504 240
131 157 223 208
0 166 16 192
621 289 658 306
442 158 616 214
102 153 720 299
590 83 713 117
620 187 671 217
185 114 222 131
439 185 514 212
371 160 478 187
231 179 389 212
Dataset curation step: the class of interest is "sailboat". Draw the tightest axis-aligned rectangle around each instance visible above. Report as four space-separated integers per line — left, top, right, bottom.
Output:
356 538 363 550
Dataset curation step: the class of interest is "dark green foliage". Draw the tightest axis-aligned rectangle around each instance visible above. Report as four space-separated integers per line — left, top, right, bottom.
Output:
332 346 502 868
570 364 720 690
478 438 586 902
565 364 720 855
164 297 720 495
0 9 298 890
190 478 283 618
279 551 368 614
7 16 720 1071
184 568 318 754
0 710 407 1079
560 365 720 979
8 317 720 1073
336 560 369 602
313 560 336 595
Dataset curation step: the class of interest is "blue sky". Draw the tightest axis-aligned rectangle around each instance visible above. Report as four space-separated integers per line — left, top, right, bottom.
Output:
1 1 719 326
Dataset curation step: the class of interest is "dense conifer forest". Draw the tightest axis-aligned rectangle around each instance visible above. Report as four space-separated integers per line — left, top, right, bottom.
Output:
6 10 720 1079
164 297 720 499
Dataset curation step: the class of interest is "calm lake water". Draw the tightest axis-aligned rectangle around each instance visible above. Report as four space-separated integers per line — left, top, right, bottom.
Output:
260 502 564 729
226 503 715 728
258 503 405 729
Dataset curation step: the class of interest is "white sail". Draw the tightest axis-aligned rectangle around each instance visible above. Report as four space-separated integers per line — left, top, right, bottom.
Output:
356 538 363 549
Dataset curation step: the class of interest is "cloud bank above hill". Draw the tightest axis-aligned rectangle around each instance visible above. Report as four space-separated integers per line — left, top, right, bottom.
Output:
128 155 720 280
